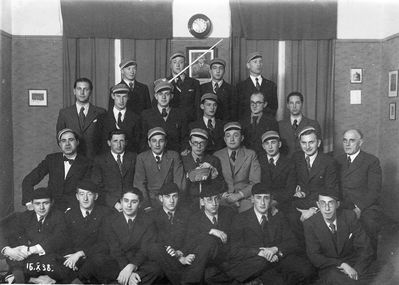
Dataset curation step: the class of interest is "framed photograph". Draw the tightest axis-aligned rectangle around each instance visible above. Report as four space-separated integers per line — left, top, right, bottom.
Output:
388 70 398 97
186 47 217 83
28 89 48 107
350 68 362 83
389 102 396 120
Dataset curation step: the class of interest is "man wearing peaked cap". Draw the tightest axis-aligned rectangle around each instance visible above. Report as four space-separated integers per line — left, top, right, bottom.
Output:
236 51 278 120
108 58 151 116
191 56 210 79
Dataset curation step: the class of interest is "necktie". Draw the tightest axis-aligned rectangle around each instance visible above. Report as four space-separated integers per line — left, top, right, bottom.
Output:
168 212 174 224
293 119 298 130
176 77 183 89
214 82 219 93
347 156 351 168
269 157 274 166
63 156 74 165
37 216 44 233
255 78 261 91
161 108 168 118
156 156 161 170
117 154 123 174
195 157 201 166
329 223 336 234
306 155 311 171
251 115 258 125
231 151 236 162
207 119 214 130
212 216 218 226
128 219 134 231
129 82 134 90
117 112 123 128
84 211 90 221
261 215 267 230
79 106 85 129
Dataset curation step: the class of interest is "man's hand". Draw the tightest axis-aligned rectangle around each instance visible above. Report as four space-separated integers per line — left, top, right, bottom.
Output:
128 272 141 285
114 202 123 212
209 229 228 243
63 251 85 270
297 207 318 222
259 247 278 262
26 202 34 211
338 263 358 280
179 254 195 265
181 149 190 156
353 206 361 219
293 185 306 198
3 246 30 261
117 264 136 285
224 193 242 203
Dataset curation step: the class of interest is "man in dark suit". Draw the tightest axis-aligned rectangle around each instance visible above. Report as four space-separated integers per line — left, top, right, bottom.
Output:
141 79 188 153
63 179 115 283
303 190 374 284
199 58 235 121
189 93 226 154
103 188 163 285
3 187 73 283
224 183 315 284
241 91 279 155
134 127 185 210
108 59 151 116
278 91 322 157
236 52 278 119
99 83 141 153
56 77 106 159
214 122 261 212
336 129 382 257
91 129 137 211
22 129 91 211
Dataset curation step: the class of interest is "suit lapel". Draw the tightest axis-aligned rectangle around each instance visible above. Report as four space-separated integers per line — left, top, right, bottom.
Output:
336 211 350 254
219 149 234 179
67 105 81 132
248 210 264 238
315 213 339 255
65 154 80 181
234 148 247 175
56 153 67 181
344 152 364 177
82 104 98 133
273 158 285 180
121 152 133 177
308 154 321 180
159 152 173 183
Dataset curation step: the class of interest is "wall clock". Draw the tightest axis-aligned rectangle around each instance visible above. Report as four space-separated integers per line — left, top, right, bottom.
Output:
188 14 212 39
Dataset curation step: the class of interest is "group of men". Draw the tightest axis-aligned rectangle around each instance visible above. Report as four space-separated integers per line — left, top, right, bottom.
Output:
0 51 382 285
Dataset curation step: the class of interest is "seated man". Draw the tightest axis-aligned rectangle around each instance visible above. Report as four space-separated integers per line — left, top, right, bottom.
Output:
63 179 114 283
134 127 185 210
226 183 315 285
22 128 91 212
214 122 261 212
91 129 137 211
303 190 375 284
103 188 163 285
1 187 73 283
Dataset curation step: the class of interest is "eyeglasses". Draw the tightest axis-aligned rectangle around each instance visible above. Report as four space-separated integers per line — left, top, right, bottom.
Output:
318 200 336 209
250 101 264 106
191 141 206 147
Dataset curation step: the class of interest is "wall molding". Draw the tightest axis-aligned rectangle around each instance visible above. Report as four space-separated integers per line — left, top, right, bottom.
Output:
0 30 12 39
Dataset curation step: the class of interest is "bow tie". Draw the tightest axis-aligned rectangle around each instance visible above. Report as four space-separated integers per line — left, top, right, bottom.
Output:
63 156 74 165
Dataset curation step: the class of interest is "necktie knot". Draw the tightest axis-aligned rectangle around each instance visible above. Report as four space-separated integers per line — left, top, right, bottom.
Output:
117 111 123 128
128 219 134 231
329 222 336 234
168 212 174 224
269 157 274 165
214 82 219 93
207 119 214 130
293 119 298 130
85 211 90 218
156 156 161 170
129 82 134 89
261 215 268 229
161 108 168 118
37 216 44 232
195 157 201 166
347 156 351 168
255 78 261 91
231 151 236 162
212 216 218 226
251 115 259 125
306 155 311 171
79 106 86 129
63 156 74 165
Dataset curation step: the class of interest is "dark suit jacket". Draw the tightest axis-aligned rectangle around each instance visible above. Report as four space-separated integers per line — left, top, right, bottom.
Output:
56 103 106 159
141 107 188 153
200 81 235 121
278 116 322 158
104 212 155 269
303 210 374 274
98 109 141 153
22 153 91 211
108 80 151 116
293 152 338 209
188 119 225 154
134 150 185 208
241 112 279 155
236 76 278 119
336 151 382 211
259 154 296 211
91 151 137 208
64 205 111 257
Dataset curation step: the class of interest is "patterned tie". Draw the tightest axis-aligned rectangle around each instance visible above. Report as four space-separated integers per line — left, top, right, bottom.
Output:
231 151 236 162
117 154 123 174
293 119 298 130
117 112 123 129
161 108 168 118
79 106 85 129
168 212 174 224
195 157 201 167
37 216 44 233
214 82 219 93
329 223 336 234
85 211 90 218
255 78 261 91
306 155 311 171
347 156 351 168
207 119 214 131
156 156 161 170
129 82 134 90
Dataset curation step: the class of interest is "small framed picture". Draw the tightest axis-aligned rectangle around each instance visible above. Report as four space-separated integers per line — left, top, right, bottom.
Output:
388 70 398 97
186 47 217 84
389 102 396 120
350 68 362 83
28 89 48 107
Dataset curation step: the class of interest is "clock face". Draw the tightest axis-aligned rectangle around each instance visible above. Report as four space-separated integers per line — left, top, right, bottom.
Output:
188 14 212 39
193 18 208 33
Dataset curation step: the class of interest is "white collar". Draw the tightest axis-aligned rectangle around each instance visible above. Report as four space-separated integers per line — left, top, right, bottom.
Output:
110 151 124 162
267 153 280 165
290 114 303 125
123 213 136 223
348 150 360 162
253 208 268 224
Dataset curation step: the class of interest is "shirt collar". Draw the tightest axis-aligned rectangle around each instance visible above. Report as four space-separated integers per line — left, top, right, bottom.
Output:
212 80 223 87
36 214 47 222
113 106 126 117
204 211 218 224
348 150 360 162
305 151 318 166
152 152 163 160
63 153 77 160
253 208 268 224
123 213 136 223
203 116 215 126
250 75 262 86
323 218 337 230
110 151 124 162
123 79 135 87
76 102 90 113
267 153 280 164
80 207 93 217
157 105 171 114
290 114 303 125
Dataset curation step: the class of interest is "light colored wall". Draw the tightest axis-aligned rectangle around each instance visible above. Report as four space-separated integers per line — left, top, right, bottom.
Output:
0 0 12 33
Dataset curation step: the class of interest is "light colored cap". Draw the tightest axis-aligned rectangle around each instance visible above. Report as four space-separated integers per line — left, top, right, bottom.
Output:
119 59 137 69
246 51 262 63
297 126 316 138
261 130 280 143
201 93 218 103
190 128 209 140
154 78 173 93
148 127 167 140
223 122 242 132
169 52 185 61
111 83 129 94
209 58 226 68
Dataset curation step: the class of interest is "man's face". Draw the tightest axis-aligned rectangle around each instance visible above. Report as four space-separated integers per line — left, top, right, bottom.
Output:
73 81 92 104
121 65 137 81
170 57 185 75
59 132 79 156
287 95 303 116
250 94 267 115
121 192 140 217
32 198 52 218
159 193 179 212
210 64 225 81
155 90 172 108
189 136 207 157
252 194 271 214
262 139 281 157
224 130 243 150
342 130 363 155
76 189 97 210
300 133 320 157
200 99 218 118
107 134 126 154
148 134 166 155
202 195 220 216
246 57 263 76
317 195 339 222
112 92 129 110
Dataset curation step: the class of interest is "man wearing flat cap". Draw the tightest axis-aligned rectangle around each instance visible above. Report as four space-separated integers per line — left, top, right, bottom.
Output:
108 59 151 116
214 122 261 212
98 83 141 153
57 77 106 159
22 128 91 212
200 58 235 121
141 78 188 153
189 93 226 154
236 52 278 120
134 127 185 209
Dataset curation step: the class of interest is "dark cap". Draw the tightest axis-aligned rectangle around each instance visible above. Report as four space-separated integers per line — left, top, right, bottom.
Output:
76 179 99 194
201 93 218 103
199 181 224 198
169 52 185 61
159 182 179 196
32 187 52 200
247 51 262 63
119 59 137 69
318 188 340 201
154 78 173 93
111 83 130 94
251 183 273 196
209 58 226 68
223 122 242 133
261 130 280 143
190 128 209 140
148 127 167 140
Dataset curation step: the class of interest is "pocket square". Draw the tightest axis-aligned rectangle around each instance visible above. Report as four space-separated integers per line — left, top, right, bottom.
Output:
349 233 353 239
188 89 194 92
93 119 98 123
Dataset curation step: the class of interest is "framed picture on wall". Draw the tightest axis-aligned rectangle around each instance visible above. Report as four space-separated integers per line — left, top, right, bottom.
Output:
186 47 217 83
350 68 362 83
389 102 396 120
388 70 398 97
28 89 48 107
